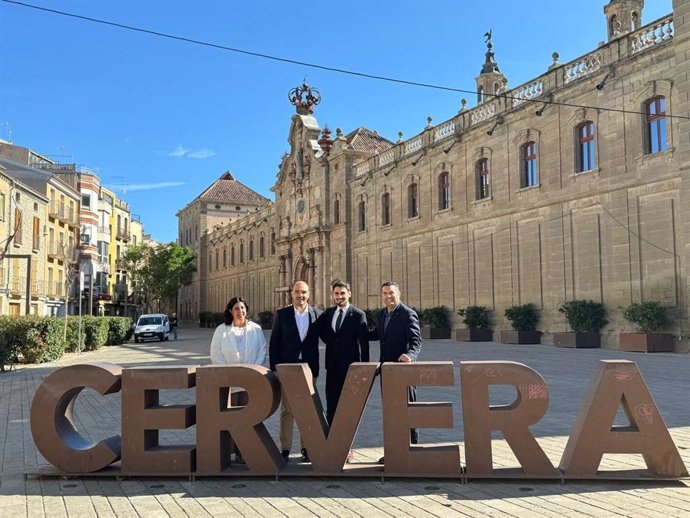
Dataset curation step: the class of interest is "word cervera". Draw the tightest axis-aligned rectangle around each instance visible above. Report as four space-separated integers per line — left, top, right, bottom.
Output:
30 360 687 479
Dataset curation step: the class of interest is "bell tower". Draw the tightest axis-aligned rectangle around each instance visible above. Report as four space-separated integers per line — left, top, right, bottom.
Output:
604 0 644 41
475 30 507 105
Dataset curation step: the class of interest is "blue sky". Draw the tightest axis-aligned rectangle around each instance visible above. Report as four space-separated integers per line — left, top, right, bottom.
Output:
0 0 672 243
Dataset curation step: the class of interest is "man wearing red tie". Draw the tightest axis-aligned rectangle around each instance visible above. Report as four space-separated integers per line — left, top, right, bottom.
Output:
320 280 369 461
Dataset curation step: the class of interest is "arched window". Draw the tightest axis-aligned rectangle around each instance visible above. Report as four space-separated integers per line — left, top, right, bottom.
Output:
223 248 227 268
231 244 236 266
333 198 340 225
577 121 596 172
438 172 450 210
521 142 538 188
381 192 391 226
645 96 667 154
259 236 265 258
407 183 419 218
270 232 276 255
249 240 254 261
632 11 640 31
240 243 244 263
609 15 620 37
358 200 366 232
208 253 213 271
215 250 219 270
477 159 490 200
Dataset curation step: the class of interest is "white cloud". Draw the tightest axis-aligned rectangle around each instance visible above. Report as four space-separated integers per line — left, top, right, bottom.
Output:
169 145 190 157
168 145 215 159
186 148 216 159
105 182 186 193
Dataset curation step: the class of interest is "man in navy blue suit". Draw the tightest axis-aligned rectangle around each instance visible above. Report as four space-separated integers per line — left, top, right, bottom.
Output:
320 281 369 439
269 280 322 463
369 281 422 462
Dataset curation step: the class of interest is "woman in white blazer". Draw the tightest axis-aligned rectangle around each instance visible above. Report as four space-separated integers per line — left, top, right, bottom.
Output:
211 296 267 366
210 295 267 463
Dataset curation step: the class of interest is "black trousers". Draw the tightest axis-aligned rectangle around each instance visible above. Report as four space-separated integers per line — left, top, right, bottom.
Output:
326 368 348 425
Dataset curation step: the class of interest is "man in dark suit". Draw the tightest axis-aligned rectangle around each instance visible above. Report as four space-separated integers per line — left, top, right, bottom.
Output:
320 280 369 431
269 280 322 463
369 281 422 462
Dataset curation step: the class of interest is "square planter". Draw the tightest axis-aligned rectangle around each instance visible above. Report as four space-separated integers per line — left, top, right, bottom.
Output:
455 328 493 342
421 326 451 339
500 330 541 344
554 332 600 348
619 332 674 352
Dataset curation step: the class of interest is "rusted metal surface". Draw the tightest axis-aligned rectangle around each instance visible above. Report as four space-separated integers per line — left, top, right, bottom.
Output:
30 362 122 473
277 362 378 472
381 361 461 476
195 364 284 475
461 361 558 478
559 360 688 478
27 359 689 481
121 366 196 474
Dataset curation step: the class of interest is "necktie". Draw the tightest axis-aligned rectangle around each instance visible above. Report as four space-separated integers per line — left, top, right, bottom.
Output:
335 309 344 332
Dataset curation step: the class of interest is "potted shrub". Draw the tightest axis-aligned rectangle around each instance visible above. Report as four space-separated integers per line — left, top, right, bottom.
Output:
554 300 607 348
619 301 673 352
456 305 492 342
501 304 541 344
420 306 451 339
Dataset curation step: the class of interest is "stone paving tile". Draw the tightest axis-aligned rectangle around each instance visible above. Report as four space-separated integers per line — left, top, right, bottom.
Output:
2 327 690 517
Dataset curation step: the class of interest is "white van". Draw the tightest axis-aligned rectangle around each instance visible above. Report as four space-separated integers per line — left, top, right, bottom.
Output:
134 313 171 343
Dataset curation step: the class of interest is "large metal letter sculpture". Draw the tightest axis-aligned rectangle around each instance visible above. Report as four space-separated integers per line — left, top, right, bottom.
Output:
559 360 688 478
382 361 460 476
196 365 283 474
121 366 196 474
461 361 558 478
30 362 122 473
276 362 378 472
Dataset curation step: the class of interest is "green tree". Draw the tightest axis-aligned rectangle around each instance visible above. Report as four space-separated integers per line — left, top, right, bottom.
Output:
149 243 196 311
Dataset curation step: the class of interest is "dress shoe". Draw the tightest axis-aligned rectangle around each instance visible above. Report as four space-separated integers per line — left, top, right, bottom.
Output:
281 449 290 462
378 456 385 464
301 448 310 462
346 450 354 463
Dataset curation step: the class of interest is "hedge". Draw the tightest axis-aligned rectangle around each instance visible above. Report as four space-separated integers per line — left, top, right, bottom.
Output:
0 315 132 370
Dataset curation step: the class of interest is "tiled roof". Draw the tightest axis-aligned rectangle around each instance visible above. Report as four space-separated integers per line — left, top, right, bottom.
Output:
345 127 394 154
199 171 272 205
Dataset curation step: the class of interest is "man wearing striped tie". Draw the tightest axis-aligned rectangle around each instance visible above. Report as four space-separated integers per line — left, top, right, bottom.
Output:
319 280 370 461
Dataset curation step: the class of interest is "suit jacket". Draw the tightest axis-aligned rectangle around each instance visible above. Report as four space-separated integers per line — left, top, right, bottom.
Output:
269 304 322 378
320 305 370 372
369 303 421 363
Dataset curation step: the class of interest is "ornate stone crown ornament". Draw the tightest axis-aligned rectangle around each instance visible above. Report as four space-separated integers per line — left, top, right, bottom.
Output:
289 80 321 114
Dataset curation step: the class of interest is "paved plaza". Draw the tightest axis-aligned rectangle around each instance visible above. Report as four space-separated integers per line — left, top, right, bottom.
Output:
2 326 690 517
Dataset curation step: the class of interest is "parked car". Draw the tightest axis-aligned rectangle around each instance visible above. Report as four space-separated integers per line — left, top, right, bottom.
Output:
134 313 171 343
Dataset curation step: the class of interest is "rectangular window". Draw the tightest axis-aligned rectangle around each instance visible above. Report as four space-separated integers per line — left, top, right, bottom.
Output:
477 159 490 200
522 142 538 188
358 201 366 232
646 96 667 154
0 193 5 221
14 208 23 245
81 194 91 210
438 172 451 210
33 217 41 250
381 193 390 226
408 184 419 218
578 122 596 172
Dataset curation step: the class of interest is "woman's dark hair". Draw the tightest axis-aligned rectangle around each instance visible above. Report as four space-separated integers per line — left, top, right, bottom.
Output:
224 296 249 325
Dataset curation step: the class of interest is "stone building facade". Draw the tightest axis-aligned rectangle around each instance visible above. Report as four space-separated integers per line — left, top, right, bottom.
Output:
183 0 690 349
